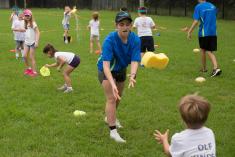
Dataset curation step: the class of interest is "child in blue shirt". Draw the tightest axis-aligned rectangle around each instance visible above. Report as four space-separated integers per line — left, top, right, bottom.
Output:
188 0 221 77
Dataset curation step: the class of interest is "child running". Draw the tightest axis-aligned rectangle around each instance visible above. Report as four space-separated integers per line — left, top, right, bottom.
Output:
154 94 216 157
11 12 25 59
43 44 80 93
87 12 101 53
23 9 40 77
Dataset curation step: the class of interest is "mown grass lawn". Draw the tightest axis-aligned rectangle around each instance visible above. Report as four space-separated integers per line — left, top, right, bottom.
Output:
0 9 234 157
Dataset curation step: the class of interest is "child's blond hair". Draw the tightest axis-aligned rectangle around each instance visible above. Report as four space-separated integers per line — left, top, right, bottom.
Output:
179 94 211 129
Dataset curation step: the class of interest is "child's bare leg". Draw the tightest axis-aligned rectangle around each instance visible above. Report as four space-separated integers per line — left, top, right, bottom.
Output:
90 39 94 53
90 37 94 53
201 49 207 71
29 47 36 72
207 51 218 69
63 65 75 87
64 30 68 43
96 38 101 51
15 44 20 59
24 45 30 68
20 43 24 57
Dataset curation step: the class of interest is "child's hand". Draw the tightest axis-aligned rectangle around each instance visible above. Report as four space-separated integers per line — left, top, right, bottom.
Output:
35 42 39 48
57 67 61 72
44 64 50 68
128 74 136 88
187 32 192 40
111 84 121 100
20 29 26 32
154 129 169 144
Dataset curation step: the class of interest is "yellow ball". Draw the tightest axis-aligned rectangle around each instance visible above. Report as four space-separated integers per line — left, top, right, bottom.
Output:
193 48 200 53
73 110 86 117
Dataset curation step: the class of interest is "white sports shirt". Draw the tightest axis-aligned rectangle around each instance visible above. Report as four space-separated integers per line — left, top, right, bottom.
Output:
89 19 100 36
54 52 75 64
12 18 25 41
169 127 216 157
133 16 155 37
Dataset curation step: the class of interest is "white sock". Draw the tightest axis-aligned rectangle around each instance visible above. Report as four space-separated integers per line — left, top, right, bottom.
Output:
67 86 73 90
21 50 24 57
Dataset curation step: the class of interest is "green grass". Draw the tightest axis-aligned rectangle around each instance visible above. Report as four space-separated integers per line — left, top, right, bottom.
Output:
0 9 235 157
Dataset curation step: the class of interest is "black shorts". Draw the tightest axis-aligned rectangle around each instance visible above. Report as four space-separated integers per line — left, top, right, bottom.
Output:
69 55 80 68
140 36 155 53
98 69 127 84
199 36 217 51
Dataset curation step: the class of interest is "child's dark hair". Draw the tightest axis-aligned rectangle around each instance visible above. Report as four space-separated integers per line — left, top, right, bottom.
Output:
120 7 128 12
43 43 57 54
138 7 147 15
92 12 99 21
179 94 211 129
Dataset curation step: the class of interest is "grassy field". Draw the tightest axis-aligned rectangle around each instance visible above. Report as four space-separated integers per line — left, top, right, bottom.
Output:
0 9 235 157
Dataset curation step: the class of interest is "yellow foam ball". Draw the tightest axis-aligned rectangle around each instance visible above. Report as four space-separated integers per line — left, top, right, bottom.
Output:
141 52 169 69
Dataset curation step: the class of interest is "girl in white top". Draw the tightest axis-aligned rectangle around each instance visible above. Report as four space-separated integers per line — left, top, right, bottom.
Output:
87 12 101 53
23 9 40 77
154 94 216 157
11 13 25 59
43 44 80 93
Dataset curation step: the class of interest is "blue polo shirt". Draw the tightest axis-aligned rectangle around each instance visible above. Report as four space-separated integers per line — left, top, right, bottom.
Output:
97 31 141 72
193 2 217 37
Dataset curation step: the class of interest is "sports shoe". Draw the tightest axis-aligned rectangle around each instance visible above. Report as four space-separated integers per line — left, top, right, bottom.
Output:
24 68 32 75
28 71 38 77
65 40 68 44
110 129 126 143
104 117 123 128
57 84 67 91
211 68 222 77
63 87 73 93
140 64 145 68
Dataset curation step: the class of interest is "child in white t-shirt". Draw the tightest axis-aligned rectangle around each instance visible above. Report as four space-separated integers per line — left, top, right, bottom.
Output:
9 7 19 24
23 9 40 77
87 12 101 53
62 6 73 44
154 94 216 157
133 7 156 57
11 12 25 59
43 44 80 93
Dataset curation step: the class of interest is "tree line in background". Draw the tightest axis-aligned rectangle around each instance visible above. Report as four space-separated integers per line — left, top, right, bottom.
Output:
9 0 235 19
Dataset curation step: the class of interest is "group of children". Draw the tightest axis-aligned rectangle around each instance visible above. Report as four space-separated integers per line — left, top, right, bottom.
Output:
11 8 40 77
9 1 219 156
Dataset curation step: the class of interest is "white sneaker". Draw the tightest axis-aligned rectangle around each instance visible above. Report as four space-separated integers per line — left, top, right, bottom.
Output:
115 119 123 129
104 117 123 128
65 40 68 44
110 129 126 143
57 84 67 91
64 87 73 93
